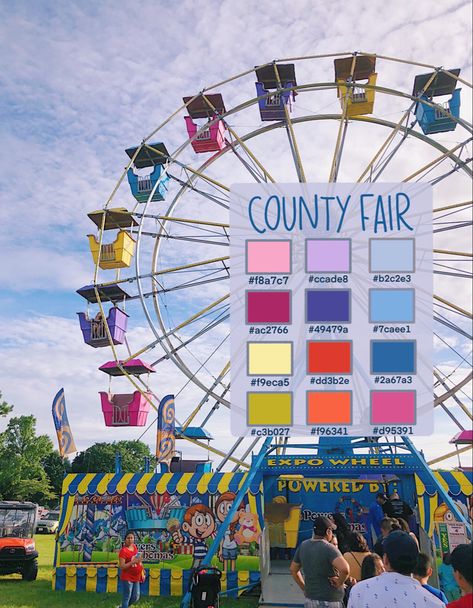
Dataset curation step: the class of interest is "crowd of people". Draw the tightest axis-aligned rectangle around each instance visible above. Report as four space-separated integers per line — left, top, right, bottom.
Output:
290 508 472 608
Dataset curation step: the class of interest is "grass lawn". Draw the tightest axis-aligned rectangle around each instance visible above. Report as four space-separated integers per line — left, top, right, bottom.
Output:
0 535 259 608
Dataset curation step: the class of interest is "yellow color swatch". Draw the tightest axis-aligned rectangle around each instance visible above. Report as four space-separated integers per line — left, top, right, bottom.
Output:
247 342 293 375
247 392 292 425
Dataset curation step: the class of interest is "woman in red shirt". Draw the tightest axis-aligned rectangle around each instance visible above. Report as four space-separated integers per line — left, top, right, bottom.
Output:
118 531 144 608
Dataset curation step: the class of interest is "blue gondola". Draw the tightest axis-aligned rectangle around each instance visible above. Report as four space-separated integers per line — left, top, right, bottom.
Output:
125 142 170 202
413 69 461 135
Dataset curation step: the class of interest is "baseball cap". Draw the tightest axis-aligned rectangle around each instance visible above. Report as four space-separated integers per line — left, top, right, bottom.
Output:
313 516 336 536
384 531 419 565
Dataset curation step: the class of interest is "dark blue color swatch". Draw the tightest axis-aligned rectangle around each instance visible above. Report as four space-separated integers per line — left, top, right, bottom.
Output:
306 289 351 323
371 340 416 374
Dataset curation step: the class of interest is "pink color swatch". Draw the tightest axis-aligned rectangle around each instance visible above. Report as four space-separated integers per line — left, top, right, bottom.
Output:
246 240 291 274
246 291 291 324
371 391 416 424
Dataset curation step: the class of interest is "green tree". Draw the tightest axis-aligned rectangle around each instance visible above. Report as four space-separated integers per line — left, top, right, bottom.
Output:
0 415 55 502
43 451 71 505
71 440 152 473
0 391 13 418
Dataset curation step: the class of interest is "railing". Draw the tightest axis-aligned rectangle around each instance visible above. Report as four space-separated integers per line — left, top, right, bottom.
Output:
351 86 367 102
112 406 130 426
434 101 450 120
100 242 116 262
266 93 281 107
260 526 270 590
90 318 107 341
138 176 152 192
196 128 211 141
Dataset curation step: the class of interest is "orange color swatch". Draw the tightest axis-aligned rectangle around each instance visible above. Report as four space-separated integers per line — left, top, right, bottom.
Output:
307 341 352 374
307 391 352 425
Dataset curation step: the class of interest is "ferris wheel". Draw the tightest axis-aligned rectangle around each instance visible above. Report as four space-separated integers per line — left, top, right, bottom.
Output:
78 52 472 471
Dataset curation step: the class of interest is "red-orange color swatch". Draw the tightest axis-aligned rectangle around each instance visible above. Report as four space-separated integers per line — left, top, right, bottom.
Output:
307 341 352 374
307 391 352 424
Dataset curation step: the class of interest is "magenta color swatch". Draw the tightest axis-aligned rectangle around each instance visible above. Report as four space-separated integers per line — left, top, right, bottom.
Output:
247 240 291 273
246 291 291 324
306 239 351 273
371 391 416 424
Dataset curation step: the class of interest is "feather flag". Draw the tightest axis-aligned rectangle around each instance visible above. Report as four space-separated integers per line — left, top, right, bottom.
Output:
52 388 77 457
156 394 175 463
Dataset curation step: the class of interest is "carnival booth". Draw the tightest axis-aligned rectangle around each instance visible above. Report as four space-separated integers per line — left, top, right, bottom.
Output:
53 471 262 598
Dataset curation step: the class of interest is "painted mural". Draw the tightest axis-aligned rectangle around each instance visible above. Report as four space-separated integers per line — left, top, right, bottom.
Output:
56 473 262 572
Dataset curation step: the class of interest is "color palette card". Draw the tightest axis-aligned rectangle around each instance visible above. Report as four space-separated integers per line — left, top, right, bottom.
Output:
230 184 432 437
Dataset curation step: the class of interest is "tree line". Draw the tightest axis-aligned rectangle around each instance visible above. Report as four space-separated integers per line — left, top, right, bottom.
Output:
0 391 151 507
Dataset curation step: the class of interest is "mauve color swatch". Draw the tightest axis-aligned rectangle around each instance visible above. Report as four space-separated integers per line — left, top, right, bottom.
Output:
306 289 350 323
246 291 291 323
306 239 351 273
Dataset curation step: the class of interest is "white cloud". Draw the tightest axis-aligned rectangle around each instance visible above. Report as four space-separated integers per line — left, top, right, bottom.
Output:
0 0 471 472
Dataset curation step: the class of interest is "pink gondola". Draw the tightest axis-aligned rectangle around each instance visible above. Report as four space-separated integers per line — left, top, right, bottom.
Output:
100 391 152 427
183 94 227 153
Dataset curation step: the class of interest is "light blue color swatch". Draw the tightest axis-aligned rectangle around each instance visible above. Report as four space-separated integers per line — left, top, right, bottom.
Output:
369 239 415 272
370 289 415 323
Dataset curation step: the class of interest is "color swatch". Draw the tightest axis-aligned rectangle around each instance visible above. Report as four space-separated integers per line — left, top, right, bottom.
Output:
247 392 292 426
307 391 352 425
246 291 291 324
371 340 416 374
371 391 416 424
247 342 293 375
307 341 352 374
246 240 291 274
369 289 415 323
306 289 351 323
369 239 415 272
306 239 351 273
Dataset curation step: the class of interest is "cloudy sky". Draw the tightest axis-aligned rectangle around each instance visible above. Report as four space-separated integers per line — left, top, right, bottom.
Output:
0 0 471 470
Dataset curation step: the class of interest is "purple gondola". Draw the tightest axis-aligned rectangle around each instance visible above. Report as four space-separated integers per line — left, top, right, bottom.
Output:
77 307 129 348
255 64 297 121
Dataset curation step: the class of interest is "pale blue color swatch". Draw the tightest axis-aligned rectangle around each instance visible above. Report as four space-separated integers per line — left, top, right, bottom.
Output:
369 239 415 272
370 289 415 322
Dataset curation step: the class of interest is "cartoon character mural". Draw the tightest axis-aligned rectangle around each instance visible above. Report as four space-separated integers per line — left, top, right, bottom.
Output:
235 511 260 545
215 492 245 571
172 505 217 569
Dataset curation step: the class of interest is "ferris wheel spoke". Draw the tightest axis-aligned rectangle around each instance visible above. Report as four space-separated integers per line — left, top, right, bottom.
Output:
168 172 230 209
428 445 472 466
329 55 358 183
434 371 473 406
142 231 228 247
181 363 230 431
124 294 229 362
434 370 473 421
154 274 229 296
403 139 473 182
434 200 472 213
231 438 261 472
434 295 472 319
151 313 229 367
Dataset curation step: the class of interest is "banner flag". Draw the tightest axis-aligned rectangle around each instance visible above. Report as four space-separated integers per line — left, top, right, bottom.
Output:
156 394 175 463
52 388 77 457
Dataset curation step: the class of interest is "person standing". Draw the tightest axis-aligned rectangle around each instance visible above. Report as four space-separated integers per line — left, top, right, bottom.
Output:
360 553 385 580
348 531 445 608
118 531 144 608
413 552 448 604
369 493 388 538
343 532 371 582
438 552 462 602
385 491 413 522
448 544 473 608
372 517 399 557
290 516 350 608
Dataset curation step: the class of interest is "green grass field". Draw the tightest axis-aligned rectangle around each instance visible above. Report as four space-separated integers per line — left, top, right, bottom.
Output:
0 535 259 608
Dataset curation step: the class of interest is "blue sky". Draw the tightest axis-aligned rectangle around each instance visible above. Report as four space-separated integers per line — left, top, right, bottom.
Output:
0 0 471 468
